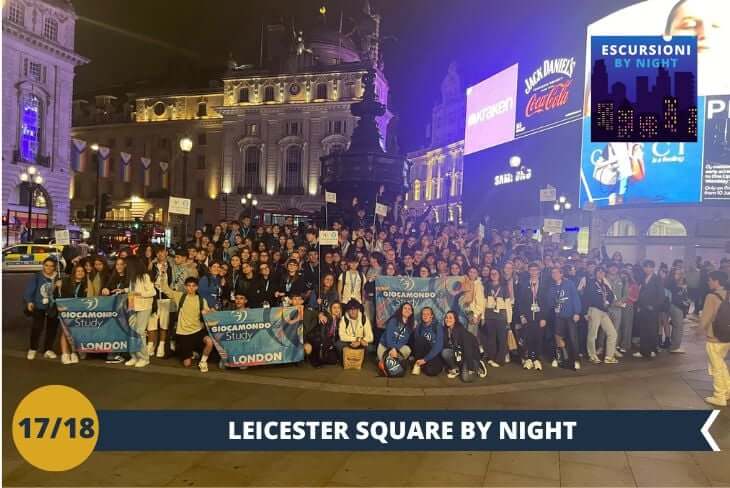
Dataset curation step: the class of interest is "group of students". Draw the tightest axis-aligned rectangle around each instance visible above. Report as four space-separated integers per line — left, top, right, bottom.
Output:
20 209 730 405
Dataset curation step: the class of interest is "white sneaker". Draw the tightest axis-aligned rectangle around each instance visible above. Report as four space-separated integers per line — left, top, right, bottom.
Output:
574 360 581 370
70 353 79 364
614 350 623 358
478 360 488 378
632 352 644 358
505 354 511 363
124 358 138 367
411 363 421 376
43 350 57 359
650 351 657 358
589 355 601 364
61 354 72 365
198 361 209 373
604 356 619 364
146 342 155 355
669 348 686 354
551 359 559 368
170 340 176 352
156 343 165 358
534 360 543 371
27 350 37 360
523 359 534 370
704 396 727 407
134 359 150 368
447 368 460 379
487 360 500 368
79 352 87 360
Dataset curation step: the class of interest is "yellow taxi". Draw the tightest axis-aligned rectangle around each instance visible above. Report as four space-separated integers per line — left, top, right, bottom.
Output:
2 244 65 272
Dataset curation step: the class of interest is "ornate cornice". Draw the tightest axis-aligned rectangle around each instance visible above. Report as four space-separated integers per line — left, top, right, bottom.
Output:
2 21 88 66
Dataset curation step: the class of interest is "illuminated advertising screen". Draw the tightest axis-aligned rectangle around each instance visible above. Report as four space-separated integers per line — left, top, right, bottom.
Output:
579 0 730 207
464 64 519 155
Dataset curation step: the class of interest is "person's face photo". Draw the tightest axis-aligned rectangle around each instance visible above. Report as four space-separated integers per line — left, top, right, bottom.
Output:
667 0 729 56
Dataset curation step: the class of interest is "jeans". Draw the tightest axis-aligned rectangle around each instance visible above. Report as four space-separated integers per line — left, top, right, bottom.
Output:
706 341 730 400
480 315 508 364
587 307 618 359
130 308 151 361
376 343 412 361
554 316 579 362
617 304 634 351
30 309 59 352
668 304 685 350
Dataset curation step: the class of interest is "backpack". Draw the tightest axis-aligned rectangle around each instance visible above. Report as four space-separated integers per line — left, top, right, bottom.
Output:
179 294 205 323
711 292 730 342
383 356 406 377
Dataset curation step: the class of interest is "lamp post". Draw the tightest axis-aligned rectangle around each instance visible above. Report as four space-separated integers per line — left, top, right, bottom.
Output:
553 195 572 213
222 189 230 221
179 136 193 240
444 173 452 222
241 194 258 220
89 143 101 249
19 166 43 243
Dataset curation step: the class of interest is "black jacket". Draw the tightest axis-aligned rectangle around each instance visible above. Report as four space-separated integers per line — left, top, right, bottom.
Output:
638 274 665 311
515 280 549 322
584 278 615 313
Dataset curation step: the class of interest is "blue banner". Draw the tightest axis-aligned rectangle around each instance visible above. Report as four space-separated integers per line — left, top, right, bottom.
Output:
96 410 720 452
56 295 142 353
203 307 304 368
375 276 473 328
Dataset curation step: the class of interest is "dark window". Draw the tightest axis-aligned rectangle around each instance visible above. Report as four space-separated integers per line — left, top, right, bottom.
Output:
196 155 206 170
329 144 345 155
29 62 42 82
153 102 166 116
316 83 328 100
197 103 207 117
328 120 346 134
8 1 24 25
159 138 168 149
286 121 301 136
246 123 258 136
244 146 260 190
43 17 58 41
195 180 205 197
198 133 207 146
238 88 249 103
264 86 275 102
285 146 302 189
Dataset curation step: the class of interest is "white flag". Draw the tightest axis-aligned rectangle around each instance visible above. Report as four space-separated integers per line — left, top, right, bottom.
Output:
325 191 337 204
375 202 388 217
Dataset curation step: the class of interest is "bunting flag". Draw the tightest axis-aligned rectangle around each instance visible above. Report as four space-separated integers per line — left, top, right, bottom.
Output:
159 161 169 189
140 157 152 186
70 138 88 172
120 152 132 183
97 146 111 178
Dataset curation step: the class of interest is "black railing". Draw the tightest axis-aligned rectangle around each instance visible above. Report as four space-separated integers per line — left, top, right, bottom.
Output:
13 151 50 167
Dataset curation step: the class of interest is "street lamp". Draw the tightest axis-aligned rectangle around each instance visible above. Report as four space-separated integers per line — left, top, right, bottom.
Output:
19 166 43 242
179 136 193 240
241 196 258 220
553 195 572 213
88 143 102 249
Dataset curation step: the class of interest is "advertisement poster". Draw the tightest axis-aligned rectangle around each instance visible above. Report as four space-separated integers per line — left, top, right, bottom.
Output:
464 64 519 155
516 55 583 137
203 307 303 368
375 276 473 329
56 295 143 353
702 95 730 200
590 35 698 142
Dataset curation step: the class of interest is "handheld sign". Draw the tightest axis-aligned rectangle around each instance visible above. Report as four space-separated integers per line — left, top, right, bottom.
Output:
168 196 191 215
539 187 557 202
54 229 70 246
543 218 564 234
319 230 338 246
325 191 337 204
375 202 388 217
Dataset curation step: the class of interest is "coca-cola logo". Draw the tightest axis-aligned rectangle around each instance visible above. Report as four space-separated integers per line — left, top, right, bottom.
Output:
525 79 573 118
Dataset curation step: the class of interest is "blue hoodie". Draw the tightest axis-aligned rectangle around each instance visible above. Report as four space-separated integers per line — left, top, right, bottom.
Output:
23 272 56 310
379 317 412 350
198 275 221 309
415 321 444 362
549 279 582 318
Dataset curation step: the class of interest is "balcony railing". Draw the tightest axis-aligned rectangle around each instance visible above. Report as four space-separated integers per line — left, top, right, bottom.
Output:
236 184 263 195
13 151 50 167
277 185 305 195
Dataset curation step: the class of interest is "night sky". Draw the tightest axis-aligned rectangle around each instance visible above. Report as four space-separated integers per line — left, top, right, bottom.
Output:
72 0 630 152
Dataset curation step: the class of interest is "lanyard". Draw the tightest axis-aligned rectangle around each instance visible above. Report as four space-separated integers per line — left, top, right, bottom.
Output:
490 286 502 299
74 283 82 298
530 282 538 302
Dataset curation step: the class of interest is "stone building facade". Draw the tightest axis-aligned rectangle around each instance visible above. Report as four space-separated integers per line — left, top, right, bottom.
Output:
2 0 87 240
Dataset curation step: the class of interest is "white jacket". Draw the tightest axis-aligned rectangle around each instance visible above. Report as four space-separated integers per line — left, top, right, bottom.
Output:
469 278 486 320
130 275 156 311
338 311 374 344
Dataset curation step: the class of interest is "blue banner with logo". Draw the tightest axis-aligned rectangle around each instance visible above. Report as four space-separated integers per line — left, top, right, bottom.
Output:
56 294 142 353
375 276 473 329
96 410 720 452
203 307 304 368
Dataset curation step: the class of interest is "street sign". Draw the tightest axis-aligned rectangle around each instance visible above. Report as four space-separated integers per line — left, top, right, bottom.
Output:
54 229 70 246
543 218 564 234
168 196 191 216
539 187 557 202
325 191 337 204
319 230 339 246
375 202 388 217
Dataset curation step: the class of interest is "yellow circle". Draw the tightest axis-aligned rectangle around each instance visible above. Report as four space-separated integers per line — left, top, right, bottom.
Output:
12 385 98 471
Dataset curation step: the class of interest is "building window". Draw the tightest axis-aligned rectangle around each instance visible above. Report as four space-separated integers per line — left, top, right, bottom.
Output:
264 86 275 102
285 146 302 189
329 144 345 155
198 133 207 146
29 62 43 82
20 93 42 162
195 180 205 198
197 102 207 117
153 102 166 116
605 219 637 237
316 83 328 100
244 146 260 190
328 120 346 135
245 123 258 136
238 87 249 103
159 138 168 149
286 121 302 136
196 155 206 170
647 219 688 237
8 1 24 25
125 137 133 147
43 17 58 41
413 180 421 201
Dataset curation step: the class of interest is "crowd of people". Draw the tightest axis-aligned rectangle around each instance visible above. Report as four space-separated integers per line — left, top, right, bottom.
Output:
21 207 730 406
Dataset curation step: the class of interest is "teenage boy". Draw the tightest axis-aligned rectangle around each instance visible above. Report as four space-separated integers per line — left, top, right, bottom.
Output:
700 271 729 407
338 256 365 304
634 260 664 358
549 266 583 370
336 299 373 357
516 262 549 371
584 266 619 364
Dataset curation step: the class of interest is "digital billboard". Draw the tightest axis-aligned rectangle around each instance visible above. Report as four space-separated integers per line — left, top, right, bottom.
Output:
464 64 518 155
